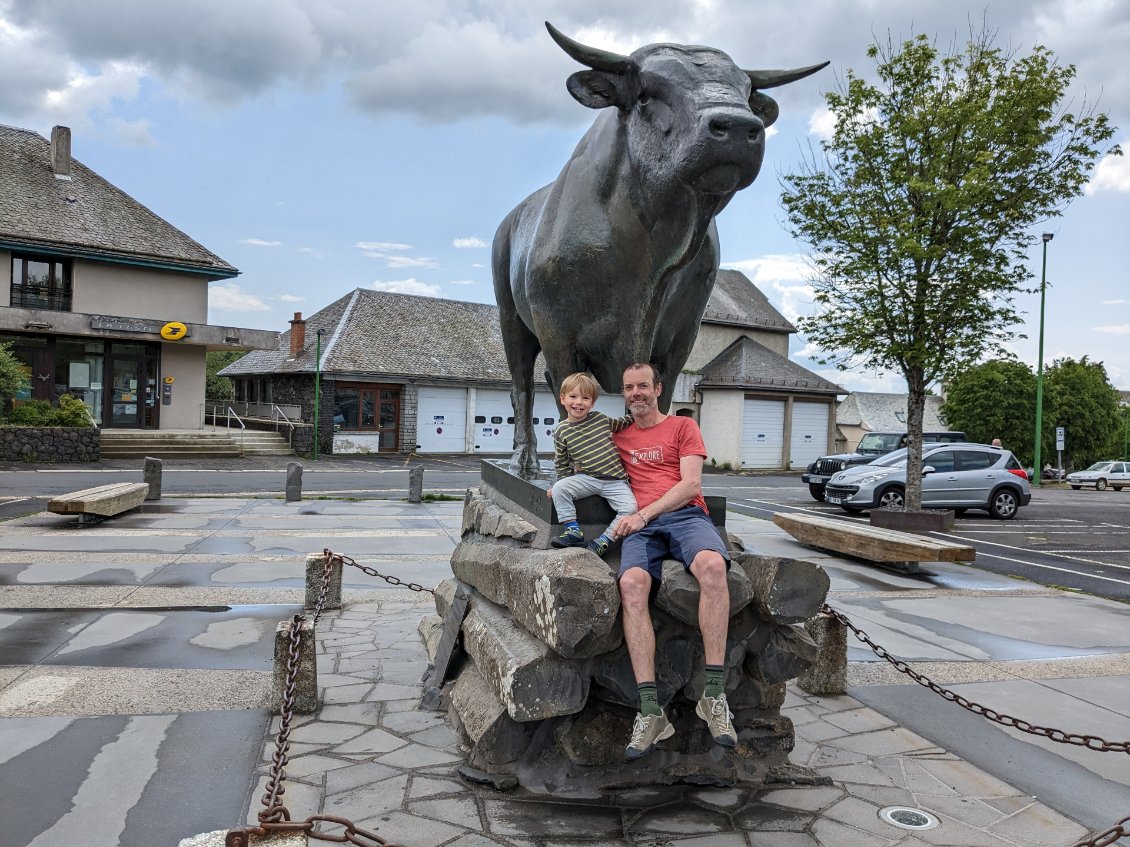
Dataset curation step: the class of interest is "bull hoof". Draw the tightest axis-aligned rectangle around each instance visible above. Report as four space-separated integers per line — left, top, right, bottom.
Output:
510 449 540 480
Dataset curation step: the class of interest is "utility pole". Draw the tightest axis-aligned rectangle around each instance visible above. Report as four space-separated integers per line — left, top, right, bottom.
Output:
1032 233 1053 485
313 330 323 461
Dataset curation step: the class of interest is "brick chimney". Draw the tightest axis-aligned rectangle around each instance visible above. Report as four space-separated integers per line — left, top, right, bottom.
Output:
288 312 306 358
50 126 72 180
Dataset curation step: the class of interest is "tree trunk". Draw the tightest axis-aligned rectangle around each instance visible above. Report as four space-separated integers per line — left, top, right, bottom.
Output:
904 368 927 511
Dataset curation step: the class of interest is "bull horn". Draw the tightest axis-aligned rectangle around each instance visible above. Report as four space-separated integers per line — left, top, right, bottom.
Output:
545 21 629 72
745 61 830 90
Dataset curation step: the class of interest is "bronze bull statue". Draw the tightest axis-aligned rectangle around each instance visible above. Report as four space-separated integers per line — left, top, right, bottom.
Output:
493 22 827 476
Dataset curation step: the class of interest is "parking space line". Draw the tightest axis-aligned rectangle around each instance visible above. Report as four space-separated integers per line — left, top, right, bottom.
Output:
974 551 1130 586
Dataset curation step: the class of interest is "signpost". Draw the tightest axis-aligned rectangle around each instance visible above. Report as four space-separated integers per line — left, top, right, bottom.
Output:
1055 426 1065 478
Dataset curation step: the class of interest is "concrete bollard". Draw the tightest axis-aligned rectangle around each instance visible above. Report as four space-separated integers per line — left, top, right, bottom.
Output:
286 462 303 502
144 456 162 501
798 611 847 696
305 551 342 613
408 465 424 503
270 617 319 714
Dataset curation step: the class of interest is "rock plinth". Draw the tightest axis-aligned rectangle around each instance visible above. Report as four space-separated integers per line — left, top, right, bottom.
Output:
429 467 830 792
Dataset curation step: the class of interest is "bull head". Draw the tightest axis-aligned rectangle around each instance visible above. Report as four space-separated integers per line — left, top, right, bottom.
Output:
546 21 827 128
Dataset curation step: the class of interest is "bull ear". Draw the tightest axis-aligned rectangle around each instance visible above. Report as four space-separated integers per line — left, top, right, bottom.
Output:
566 70 629 110
749 91 780 128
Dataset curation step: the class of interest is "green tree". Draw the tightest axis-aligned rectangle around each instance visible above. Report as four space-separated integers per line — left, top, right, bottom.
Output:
206 350 245 401
1043 356 1121 469
0 341 30 415
780 27 1118 508
941 359 1040 463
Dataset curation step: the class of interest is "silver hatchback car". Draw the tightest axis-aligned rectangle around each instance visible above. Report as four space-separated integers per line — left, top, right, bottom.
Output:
824 443 1032 520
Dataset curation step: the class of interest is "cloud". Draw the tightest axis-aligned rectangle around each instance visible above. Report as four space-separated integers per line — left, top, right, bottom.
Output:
448 279 479 285
723 254 809 284
1087 149 1130 194
453 237 488 248
278 294 304 302
371 278 441 297
240 238 282 247
386 255 439 268
105 116 155 146
356 240 412 253
209 283 270 312
1092 324 1130 334
1102 298 1130 305
807 107 835 140
471 263 487 269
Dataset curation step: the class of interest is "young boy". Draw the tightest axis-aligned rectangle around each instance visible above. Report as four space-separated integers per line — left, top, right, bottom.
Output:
548 372 637 557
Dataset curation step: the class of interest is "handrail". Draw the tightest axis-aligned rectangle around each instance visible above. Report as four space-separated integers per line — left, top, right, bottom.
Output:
271 404 296 435
226 407 246 456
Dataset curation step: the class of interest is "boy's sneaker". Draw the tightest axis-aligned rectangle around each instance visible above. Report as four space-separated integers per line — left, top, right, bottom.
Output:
550 528 586 548
624 710 675 760
695 692 737 748
587 536 611 558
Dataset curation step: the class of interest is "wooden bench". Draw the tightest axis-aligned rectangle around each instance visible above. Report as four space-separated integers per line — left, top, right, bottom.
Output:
772 512 975 572
47 482 150 522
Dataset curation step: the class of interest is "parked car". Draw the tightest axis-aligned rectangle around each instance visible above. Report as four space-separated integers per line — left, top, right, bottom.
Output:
1066 461 1129 491
802 431 967 501
823 443 1031 519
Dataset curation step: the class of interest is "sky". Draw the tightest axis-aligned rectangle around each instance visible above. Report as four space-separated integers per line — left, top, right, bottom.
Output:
1 0 1127 393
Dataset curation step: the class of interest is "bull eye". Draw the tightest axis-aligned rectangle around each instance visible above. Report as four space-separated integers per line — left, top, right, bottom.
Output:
637 90 650 106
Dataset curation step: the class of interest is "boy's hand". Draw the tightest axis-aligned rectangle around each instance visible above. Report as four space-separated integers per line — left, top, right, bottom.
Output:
546 489 553 499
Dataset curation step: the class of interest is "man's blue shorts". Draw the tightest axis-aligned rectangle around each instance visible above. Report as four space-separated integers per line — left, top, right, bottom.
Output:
618 505 730 582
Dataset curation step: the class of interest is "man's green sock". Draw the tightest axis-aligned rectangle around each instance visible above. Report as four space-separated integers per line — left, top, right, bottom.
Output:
704 665 725 699
637 682 661 717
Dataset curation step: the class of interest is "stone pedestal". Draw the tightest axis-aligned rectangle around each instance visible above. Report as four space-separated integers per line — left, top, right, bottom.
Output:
304 551 342 613
143 456 162 500
286 462 303 502
271 618 318 714
429 462 830 792
409 465 424 503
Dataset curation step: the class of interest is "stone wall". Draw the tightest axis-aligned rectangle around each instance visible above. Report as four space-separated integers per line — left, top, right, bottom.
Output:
422 482 831 793
0 426 100 462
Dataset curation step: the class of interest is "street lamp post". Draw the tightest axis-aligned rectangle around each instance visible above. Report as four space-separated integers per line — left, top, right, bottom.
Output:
1032 232 1054 486
313 329 323 462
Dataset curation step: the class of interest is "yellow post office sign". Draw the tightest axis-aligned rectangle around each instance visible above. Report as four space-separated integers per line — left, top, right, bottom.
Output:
160 321 188 340
163 376 175 384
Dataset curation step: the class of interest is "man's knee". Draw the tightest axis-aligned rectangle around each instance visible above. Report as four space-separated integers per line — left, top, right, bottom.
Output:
690 551 728 593
619 567 652 611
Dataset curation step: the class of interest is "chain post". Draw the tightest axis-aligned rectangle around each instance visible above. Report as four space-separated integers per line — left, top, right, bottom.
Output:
228 549 429 846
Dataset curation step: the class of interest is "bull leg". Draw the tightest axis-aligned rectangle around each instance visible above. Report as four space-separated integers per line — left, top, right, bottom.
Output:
495 313 541 480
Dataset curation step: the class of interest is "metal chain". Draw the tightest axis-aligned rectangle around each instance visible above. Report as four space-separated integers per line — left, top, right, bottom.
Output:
226 552 409 846
820 604 1130 847
1068 814 1130 847
821 604 1130 754
328 548 436 595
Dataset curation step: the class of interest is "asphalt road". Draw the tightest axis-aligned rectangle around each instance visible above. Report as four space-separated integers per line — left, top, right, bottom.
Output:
2 455 1127 601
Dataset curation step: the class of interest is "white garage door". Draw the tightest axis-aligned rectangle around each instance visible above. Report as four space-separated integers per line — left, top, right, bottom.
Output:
416 387 468 453
741 398 785 468
789 402 829 469
474 390 516 454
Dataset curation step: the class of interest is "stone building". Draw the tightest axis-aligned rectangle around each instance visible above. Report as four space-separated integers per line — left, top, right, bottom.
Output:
222 270 842 468
0 123 276 429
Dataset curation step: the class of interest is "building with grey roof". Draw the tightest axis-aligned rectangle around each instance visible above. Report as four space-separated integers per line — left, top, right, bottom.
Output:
0 124 277 430
223 271 843 469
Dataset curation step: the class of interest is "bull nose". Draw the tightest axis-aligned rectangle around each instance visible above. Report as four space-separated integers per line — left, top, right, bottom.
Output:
706 109 763 143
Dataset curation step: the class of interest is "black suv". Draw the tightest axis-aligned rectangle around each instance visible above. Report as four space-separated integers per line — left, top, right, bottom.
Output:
802 431 967 501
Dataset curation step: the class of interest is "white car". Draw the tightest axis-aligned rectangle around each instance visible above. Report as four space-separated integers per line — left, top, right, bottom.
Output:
1066 461 1129 491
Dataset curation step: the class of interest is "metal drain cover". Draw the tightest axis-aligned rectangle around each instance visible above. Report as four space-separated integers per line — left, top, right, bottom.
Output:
879 806 940 830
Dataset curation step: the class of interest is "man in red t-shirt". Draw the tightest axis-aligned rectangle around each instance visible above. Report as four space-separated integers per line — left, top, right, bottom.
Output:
610 362 735 760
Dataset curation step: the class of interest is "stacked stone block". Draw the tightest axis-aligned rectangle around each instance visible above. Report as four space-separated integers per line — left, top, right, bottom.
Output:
421 485 831 791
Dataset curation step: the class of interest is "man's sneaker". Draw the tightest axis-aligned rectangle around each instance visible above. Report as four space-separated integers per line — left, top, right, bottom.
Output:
550 528 586 549
587 536 611 558
625 711 675 761
696 692 737 748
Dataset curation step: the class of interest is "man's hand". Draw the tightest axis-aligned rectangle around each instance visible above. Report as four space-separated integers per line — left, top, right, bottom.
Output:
614 512 647 539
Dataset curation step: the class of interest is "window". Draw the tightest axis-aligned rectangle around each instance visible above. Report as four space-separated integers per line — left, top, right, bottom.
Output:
923 450 956 472
333 383 400 450
955 450 995 471
11 254 72 311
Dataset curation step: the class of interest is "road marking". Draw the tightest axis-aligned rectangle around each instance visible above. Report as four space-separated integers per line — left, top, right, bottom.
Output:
25 714 174 847
974 551 1130 585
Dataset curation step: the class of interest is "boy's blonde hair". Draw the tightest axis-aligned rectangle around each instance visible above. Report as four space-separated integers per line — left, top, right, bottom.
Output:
559 372 600 399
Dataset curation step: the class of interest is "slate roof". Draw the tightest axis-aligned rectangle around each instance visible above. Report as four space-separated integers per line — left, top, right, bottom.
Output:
835 391 950 431
223 275 800 384
702 269 795 332
0 124 237 277
697 336 843 395
221 288 546 383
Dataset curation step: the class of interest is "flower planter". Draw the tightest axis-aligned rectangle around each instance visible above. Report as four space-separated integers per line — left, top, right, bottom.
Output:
870 507 954 533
